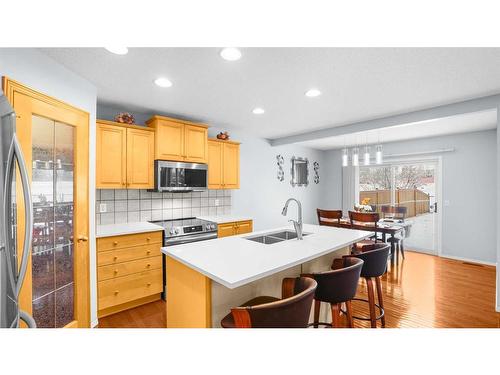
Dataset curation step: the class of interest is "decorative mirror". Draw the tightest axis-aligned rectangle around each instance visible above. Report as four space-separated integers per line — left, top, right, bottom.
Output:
290 156 309 187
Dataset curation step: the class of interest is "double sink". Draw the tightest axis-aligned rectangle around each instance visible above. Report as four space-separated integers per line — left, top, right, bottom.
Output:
245 230 310 245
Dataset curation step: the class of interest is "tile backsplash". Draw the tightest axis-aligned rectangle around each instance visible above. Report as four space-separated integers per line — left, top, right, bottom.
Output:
96 189 232 225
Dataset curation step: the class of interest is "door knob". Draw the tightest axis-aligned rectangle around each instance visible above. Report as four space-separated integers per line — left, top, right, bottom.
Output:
77 235 89 242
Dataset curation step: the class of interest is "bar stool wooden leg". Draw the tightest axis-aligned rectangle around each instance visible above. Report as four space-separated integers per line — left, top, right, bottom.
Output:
313 299 321 328
366 278 377 328
400 240 405 260
331 303 340 328
345 300 354 328
375 277 385 327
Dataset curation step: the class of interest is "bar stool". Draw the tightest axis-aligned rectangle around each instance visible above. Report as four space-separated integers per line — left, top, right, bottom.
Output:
302 257 364 328
334 243 391 328
220 277 317 328
316 209 343 226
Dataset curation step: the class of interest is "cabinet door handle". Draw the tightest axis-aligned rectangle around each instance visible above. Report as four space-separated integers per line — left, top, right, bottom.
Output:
114 290 119 295
113 256 118 261
113 241 118 246
147 237 151 241
147 250 151 255
146 264 151 268
114 270 118 274
147 283 152 287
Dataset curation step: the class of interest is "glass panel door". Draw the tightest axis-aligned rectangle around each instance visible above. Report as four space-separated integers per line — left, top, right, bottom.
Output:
31 115 75 328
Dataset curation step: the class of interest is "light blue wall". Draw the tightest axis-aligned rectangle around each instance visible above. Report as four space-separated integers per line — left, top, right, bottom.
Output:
0 48 99 325
323 130 497 264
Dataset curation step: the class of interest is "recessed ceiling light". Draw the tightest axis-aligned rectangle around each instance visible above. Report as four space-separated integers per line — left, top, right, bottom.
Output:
305 88 321 98
154 77 173 88
252 107 265 115
104 47 128 55
220 47 242 61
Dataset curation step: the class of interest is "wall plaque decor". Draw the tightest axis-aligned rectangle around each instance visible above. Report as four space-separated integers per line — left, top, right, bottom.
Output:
313 161 320 184
290 156 309 187
276 154 285 182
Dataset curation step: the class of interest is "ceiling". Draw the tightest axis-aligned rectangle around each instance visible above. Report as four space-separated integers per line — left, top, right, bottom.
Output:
40 48 500 140
297 109 497 150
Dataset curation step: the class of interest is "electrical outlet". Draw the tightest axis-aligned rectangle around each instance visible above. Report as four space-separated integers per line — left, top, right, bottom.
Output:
444 200 450 207
214 199 220 207
99 203 107 213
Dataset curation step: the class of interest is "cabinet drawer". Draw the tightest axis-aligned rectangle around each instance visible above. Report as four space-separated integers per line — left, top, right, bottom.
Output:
98 269 163 310
235 220 253 235
97 231 162 252
98 243 161 266
217 222 235 238
98 255 162 281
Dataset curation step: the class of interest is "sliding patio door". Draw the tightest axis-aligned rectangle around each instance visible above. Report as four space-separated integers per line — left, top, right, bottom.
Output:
359 160 439 255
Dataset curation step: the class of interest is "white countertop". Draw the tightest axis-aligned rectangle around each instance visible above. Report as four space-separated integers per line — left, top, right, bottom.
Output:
162 224 369 289
197 215 253 224
96 222 164 238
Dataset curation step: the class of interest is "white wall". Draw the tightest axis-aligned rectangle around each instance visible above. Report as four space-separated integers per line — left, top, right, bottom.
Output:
0 48 98 326
323 130 497 264
207 128 326 231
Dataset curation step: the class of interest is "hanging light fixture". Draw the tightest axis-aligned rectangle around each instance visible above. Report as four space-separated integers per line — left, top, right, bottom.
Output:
352 147 359 167
364 145 370 166
342 148 348 167
376 144 383 164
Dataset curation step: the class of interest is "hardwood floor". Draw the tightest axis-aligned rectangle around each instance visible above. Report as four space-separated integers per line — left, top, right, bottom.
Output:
97 251 500 328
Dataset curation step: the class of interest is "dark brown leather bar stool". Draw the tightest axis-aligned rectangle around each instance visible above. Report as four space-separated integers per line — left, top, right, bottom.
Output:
302 257 364 328
317 209 343 226
335 243 391 328
220 277 317 328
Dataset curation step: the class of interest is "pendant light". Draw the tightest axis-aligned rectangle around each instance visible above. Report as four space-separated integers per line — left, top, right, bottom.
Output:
342 148 348 167
376 144 383 164
352 147 359 167
364 145 370 166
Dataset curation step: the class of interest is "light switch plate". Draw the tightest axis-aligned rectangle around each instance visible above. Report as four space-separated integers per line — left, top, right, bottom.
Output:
444 200 450 206
99 203 107 213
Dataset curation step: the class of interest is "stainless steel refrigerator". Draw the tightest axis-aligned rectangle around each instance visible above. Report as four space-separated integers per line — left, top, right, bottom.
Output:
0 93 36 328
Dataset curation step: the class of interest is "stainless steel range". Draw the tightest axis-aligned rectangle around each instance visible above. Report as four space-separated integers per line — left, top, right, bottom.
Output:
151 217 218 246
151 217 218 300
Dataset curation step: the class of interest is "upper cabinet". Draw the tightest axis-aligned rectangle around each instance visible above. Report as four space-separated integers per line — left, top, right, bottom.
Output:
207 139 240 189
96 120 155 189
146 116 208 163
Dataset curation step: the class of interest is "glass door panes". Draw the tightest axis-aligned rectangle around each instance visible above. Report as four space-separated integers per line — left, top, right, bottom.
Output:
359 166 392 213
31 115 75 327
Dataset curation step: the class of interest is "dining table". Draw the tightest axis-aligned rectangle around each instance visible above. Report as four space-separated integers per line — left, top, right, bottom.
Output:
326 218 413 264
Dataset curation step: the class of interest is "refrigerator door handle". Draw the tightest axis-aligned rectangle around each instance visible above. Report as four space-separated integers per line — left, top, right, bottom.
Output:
3 136 17 296
12 134 33 297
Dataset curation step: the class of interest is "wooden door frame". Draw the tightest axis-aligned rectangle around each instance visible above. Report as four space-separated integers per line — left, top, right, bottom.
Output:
2 77 90 328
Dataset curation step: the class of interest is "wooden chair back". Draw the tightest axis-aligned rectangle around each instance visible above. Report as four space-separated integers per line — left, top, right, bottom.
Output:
317 209 343 226
348 210 380 228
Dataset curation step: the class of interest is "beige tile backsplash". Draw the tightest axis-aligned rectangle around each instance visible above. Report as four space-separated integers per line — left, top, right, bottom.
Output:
96 189 232 225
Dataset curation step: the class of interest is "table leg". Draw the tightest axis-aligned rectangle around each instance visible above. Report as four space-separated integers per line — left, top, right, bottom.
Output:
390 234 396 264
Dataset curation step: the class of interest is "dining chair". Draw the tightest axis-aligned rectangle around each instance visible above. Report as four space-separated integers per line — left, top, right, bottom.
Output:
220 277 317 328
317 209 343 226
348 211 382 252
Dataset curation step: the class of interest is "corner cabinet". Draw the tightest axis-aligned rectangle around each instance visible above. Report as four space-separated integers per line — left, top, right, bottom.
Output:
96 120 155 189
207 139 240 189
146 115 208 163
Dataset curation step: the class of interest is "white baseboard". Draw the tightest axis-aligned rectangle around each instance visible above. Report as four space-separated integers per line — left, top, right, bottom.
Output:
439 253 496 267
496 305 500 313
91 319 99 328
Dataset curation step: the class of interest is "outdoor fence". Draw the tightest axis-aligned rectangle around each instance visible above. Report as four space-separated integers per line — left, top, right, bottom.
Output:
359 188 430 218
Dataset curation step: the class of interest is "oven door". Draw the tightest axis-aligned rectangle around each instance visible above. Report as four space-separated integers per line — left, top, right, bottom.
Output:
155 160 208 192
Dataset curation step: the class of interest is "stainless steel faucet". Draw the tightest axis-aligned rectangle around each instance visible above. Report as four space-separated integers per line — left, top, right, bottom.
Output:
282 198 303 240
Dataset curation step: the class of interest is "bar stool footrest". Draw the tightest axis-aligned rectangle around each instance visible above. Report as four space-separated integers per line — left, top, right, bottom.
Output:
340 298 384 321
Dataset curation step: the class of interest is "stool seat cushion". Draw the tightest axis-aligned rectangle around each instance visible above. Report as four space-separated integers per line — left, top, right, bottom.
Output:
220 296 280 328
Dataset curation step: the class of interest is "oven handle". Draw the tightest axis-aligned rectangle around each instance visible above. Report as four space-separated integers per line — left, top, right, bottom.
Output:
165 232 218 246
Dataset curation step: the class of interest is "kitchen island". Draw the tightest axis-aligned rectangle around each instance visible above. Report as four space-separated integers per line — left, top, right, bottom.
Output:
162 224 369 328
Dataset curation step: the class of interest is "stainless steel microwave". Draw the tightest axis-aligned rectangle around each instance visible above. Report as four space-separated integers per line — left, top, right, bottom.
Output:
154 160 208 192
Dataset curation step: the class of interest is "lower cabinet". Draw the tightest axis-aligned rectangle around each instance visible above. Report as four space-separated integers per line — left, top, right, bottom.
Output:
97 230 163 318
217 220 253 238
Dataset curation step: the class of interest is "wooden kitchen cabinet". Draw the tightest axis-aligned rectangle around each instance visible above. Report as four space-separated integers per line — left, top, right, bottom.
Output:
96 120 154 189
217 220 253 238
97 230 163 318
146 115 208 163
208 139 240 189
96 122 127 188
